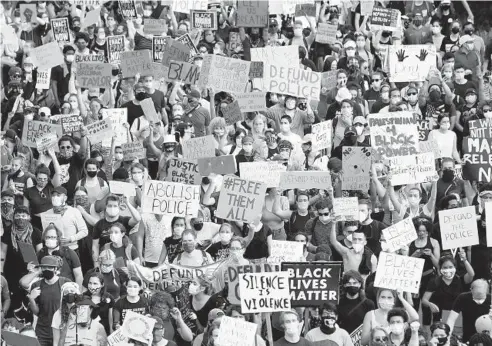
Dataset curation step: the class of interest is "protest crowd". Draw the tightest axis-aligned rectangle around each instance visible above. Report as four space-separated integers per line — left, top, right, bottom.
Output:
3 0 492 345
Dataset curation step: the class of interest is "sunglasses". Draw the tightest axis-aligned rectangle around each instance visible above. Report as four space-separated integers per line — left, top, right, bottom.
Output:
483 108 492 113
318 212 331 216
371 79 381 82
407 92 417 96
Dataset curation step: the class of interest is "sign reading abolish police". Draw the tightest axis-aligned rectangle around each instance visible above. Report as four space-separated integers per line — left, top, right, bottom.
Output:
239 271 291 313
438 206 479 250
141 180 200 217
281 262 342 307
368 111 419 158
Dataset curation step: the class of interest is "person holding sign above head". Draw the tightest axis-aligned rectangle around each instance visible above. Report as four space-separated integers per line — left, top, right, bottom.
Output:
388 183 437 221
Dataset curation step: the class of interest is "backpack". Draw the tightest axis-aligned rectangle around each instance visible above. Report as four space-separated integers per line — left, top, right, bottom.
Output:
175 249 210 266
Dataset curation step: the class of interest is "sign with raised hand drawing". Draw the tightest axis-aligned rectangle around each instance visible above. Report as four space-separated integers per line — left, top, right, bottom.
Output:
388 45 436 82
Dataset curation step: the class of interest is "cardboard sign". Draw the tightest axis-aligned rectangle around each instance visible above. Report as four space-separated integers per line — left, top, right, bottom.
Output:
153 63 169 81
439 206 479 250
101 108 128 147
152 36 168 62
487 203 492 247
236 0 268 27
175 33 198 62
382 218 417 253
279 171 332 190
463 121 492 181
469 118 492 138
419 139 441 160
389 45 437 82
86 118 113 144
107 329 129 346
389 153 438 186
166 60 200 85
368 111 419 158
167 157 201 185
316 23 337 44
217 316 257 346
170 0 208 13
22 120 62 148
19 4 37 25
222 101 243 126
240 161 287 188
36 132 58 153
1 331 41 346
216 175 266 223
77 63 112 88
311 120 333 152
351 325 363 346
234 92 266 113
249 61 264 79
250 46 299 90
370 7 400 32
268 240 304 263
109 181 137 197
161 38 191 67
40 213 61 231
333 197 359 221
374 252 425 294
361 0 375 16
342 146 372 191
121 311 155 344
119 0 137 18
82 7 102 28
120 50 153 78
140 98 160 123
31 42 64 70
141 180 200 217
264 65 321 101
191 10 217 30
75 54 105 64
144 18 167 35
227 263 280 305
182 136 216 160
18 241 39 264
197 155 236 176
282 262 342 307
51 18 70 42
239 271 291 313
36 69 51 90
198 54 251 94
295 3 317 17
321 71 337 91
122 142 146 161
107 35 125 64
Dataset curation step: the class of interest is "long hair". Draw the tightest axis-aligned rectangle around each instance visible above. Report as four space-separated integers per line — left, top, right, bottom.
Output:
85 272 107 297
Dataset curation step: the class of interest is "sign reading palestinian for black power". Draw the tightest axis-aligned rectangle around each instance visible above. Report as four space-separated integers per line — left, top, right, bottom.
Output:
281 262 342 307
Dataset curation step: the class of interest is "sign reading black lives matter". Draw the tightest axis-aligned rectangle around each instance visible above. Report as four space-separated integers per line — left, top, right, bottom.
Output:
281 262 342 306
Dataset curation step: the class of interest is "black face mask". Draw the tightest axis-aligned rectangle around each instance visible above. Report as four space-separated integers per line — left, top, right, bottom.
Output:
202 177 210 185
441 5 450 10
298 103 307 111
345 286 359 296
63 293 79 304
465 28 474 35
250 33 260 40
135 92 148 101
442 169 455 182
437 337 448 346
382 31 391 38
86 171 98 178
345 135 357 145
413 19 423 27
42 270 55 280
320 318 336 334
73 26 81 32
451 27 460 34
193 223 204 231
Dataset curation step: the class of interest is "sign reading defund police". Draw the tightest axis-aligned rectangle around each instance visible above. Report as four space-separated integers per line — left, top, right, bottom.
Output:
281 262 342 307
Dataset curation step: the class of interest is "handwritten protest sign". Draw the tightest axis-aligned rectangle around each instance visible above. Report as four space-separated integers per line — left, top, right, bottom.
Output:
121 311 155 344
487 203 492 247
166 60 200 85
60 115 82 134
86 118 113 144
141 180 200 217
51 18 70 42
389 153 438 186
109 181 136 197
222 101 243 125
316 23 337 44
361 0 375 15
161 38 191 67
239 271 291 313
77 63 112 88
36 69 51 89
321 71 338 91
469 118 492 138
295 3 317 17
169 0 208 13
439 206 479 250
382 218 417 253
36 132 58 153
249 61 264 79
140 98 160 123
22 120 62 148
268 240 304 263
75 54 105 64
197 155 236 176
374 252 425 294
31 42 64 70
41 213 61 231
108 35 125 64
419 139 441 159
389 45 437 82
19 4 37 25
217 316 257 346
234 92 266 112
250 46 299 90
144 18 166 35
240 161 287 188
182 136 216 160
282 262 342 306
227 263 280 305
463 119 492 182
122 142 146 161
368 111 419 158
311 120 333 151
119 0 137 18
333 197 359 221
342 146 372 191
279 171 332 190
82 7 102 28
264 65 321 101
216 175 266 223
236 0 268 27
101 108 128 147
152 36 167 62
121 50 152 78
198 54 251 94
191 10 217 29
370 7 400 32
351 325 363 346
167 157 201 185
107 329 128 346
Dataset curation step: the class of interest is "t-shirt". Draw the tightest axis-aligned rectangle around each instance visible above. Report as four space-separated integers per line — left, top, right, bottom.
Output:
49 153 85 202
52 310 103 346
337 297 375 334
93 216 132 248
122 100 145 127
207 241 230 261
164 237 183 263
305 218 333 248
113 296 150 325
305 327 353 346
37 247 81 282
24 183 55 215
452 292 491 342
148 89 167 115
107 243 139 264
1 228 42 281
274 337 314 346
184 105 211 138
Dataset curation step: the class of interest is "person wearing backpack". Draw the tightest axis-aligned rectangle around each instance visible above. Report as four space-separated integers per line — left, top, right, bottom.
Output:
75 158 108 205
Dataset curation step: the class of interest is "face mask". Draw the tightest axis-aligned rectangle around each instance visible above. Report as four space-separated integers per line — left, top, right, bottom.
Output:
52 196 64 207
429 90 441 103
87 170 97 178
323 318 336 328
346 234 353 242
352 243 364 253
110 233 122 243
250 33 260 40
442 169 455 182
437 337 448 346
346 135 357 145
218 232 232 243
173 226 185 237
143 10 152 17
345 286 359 295
413 19 422 27
42 270 55 280
382 31 391 38
355 126 364 136
24 67 33 73
485 111 492 119
230 249 244 260
390 323 404 335
441 268 455 279
379 300 394 310
465 29 474 35
408 196 420 206
293 28 302 37
285 322 299 336
1 201 14 219
25 113 34 120
115 153 124 161
101 265 113 273
432 27 441 35
188 283 201 295
127 287 140 297
451 27 460 34
64 293 78 304
45 238 58 249
381 92 389 101
106 206 119 218
466 95 477 104
346 49 355 57
297 201 309 210
135 92 148 101
14 219 29 229
88 286 100 294
65 55 74 62
193 223 204 231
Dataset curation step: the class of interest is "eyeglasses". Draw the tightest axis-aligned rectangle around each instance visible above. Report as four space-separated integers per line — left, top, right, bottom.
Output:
407 92 417 96
60 146 72 150
318 212 331 216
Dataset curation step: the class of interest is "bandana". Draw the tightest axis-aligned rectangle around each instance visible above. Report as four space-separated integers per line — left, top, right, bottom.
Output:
11 220 33 251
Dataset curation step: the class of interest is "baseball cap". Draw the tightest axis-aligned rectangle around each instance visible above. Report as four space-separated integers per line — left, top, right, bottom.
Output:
1 189 15 198
465 88 477 95
459 35 474 46
302 134 314 144
4 130 17 142
163 135 177 144
36 255 60 268
345 126 357 136
406 85 418 94
353 116 367 126
53 186 67 195
208 308 224 322
8 67 22 77
187 89 201 99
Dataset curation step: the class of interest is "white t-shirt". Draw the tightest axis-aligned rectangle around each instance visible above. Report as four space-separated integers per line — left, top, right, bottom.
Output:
52 309 106 346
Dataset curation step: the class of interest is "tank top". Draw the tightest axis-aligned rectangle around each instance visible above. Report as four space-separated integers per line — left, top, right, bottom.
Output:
409 237 435 272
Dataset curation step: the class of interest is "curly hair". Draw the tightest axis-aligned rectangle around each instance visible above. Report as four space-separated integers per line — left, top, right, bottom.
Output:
149 291 176 309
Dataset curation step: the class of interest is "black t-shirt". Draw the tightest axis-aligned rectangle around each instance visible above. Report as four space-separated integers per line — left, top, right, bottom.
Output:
207 241 230 261
51 63 72 100
49 152 85 202
358 220 385 257
164 237 183 263
93 216 132 248
338 296 375 334
440 35 460 53
24 183 55 215
1 228 42 281
113 296 150 325
452 292 491 342
83 267 128 299
148 89 167 116
426 275 467 311
288 212 311 240
122 100 144 127
37 247 81 282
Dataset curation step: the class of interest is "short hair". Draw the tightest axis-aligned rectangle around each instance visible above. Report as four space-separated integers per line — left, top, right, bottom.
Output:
182 229 197 239
209 117 227 133
441 157 455 166
430 322 451 337
439 255 456 268
341 270 363 287
106 194 120 206
85 158 99 169
296 191 310 201
109 222 127 234
471 278 489 290
14 205 30 217
75 32 90 43
279 310 300 325
230 236 247 249
358 198 371 208
58 136 75 147
440 194 459 209
469 333 492 346
42 223 63 240
315 198 332 211
125 276 143 287
281 115 293 123
35 163 51 177
387 307 408 323
319 302 338 315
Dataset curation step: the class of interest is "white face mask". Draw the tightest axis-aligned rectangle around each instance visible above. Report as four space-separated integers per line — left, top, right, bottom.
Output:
379 300 394 310
220 232 232 243
115 153 124 161
52 196 64 207
408 196 420 206
285 322 299 336
173 226 185 237
359 211 368 223
441 268 455 279
355 126 364 136
432 27 441 35
346 49 356 57
65 55 74 62
188 283 201 295
106 206 119 218
484 111 492 119
293 28 303 37
390 323 404 335
345 234 353 242
352 243 364 253
144 10 152 17
45 239 58 248
110 233 122 243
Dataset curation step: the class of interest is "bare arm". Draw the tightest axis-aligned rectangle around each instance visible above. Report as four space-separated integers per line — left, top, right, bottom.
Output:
329 222 348 256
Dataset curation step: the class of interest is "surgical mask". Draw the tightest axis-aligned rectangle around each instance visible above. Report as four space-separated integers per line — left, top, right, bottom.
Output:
346 49 355 57
432 27 441 35
25 113 34 120
379 300 394 310
355 126 364 136
293 28 302 37
359 211 368 223
42 270 55 280
352 243 364 253
115 153 124 161
24 67 33 73
106 206 119 217
110 233 123 243
101 265 113 273
220 232 232 243
484 110 492 119
440 123 450 131
466 95 477 104
87 171 97 178
65 55 74 62
188 283 201 295
285 322 299 336
45 238 58 249
127 287 140 297
144 10 152 17
356 41 365 48
52 196 64 207
390 323 404 335
441 268 455 279
184 242 195 252
173 226 185 237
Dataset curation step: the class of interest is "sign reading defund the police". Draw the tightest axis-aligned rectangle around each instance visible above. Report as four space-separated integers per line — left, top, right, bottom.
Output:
141 180 200 217
438 206 479 250
239 271 290 313
374 252 425 294
281 262 342 307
